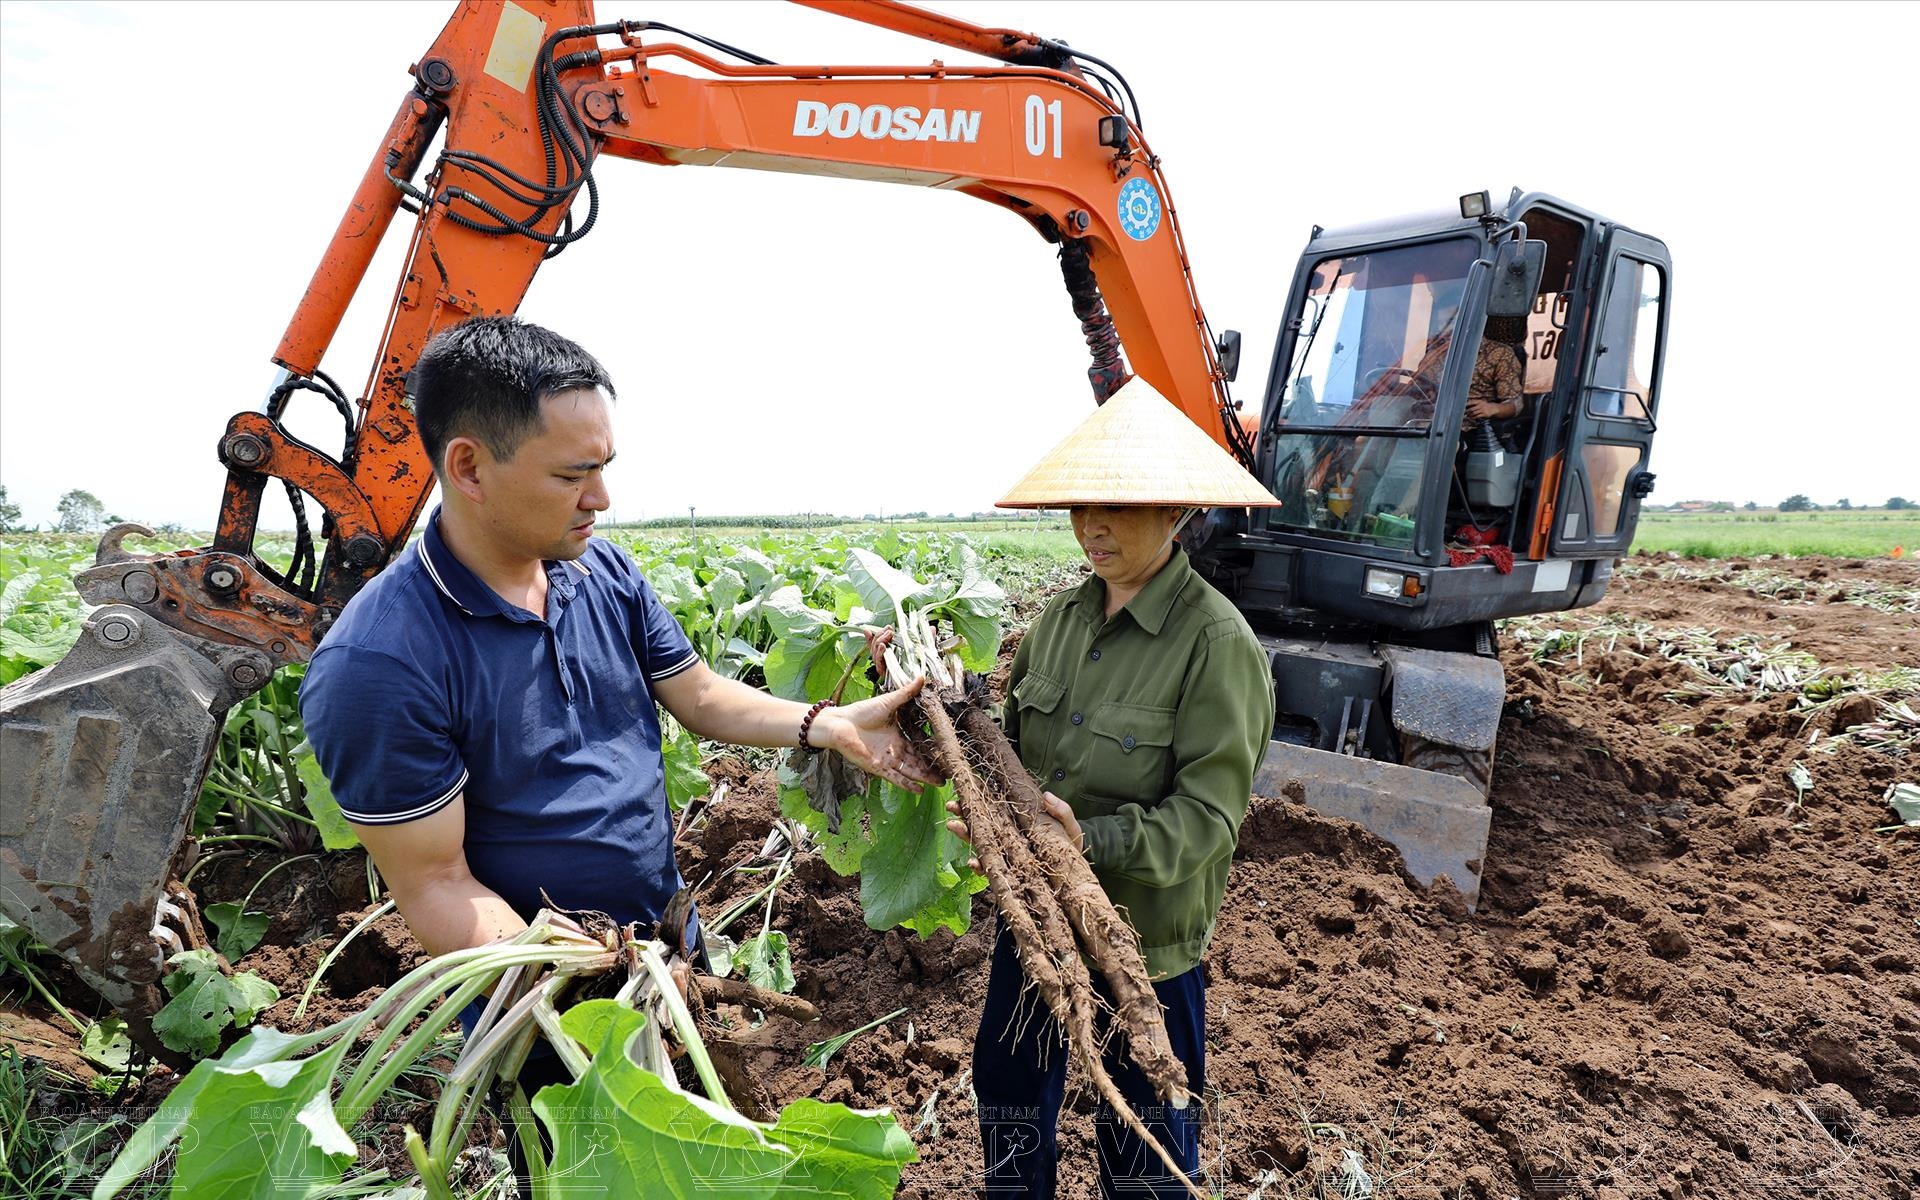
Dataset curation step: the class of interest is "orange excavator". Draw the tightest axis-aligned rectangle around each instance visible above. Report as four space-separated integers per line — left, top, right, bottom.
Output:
0 0 1670 1053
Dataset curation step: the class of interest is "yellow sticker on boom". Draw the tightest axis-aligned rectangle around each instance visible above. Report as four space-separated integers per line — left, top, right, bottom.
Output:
484 2 544 93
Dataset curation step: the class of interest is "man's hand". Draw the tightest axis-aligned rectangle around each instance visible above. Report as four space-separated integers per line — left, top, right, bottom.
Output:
810 678 943 791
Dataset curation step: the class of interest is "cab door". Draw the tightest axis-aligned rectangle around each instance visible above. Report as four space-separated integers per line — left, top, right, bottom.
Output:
1549 230 1670 555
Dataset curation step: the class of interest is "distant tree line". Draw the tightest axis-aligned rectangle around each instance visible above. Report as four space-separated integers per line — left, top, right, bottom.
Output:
0 485 183 535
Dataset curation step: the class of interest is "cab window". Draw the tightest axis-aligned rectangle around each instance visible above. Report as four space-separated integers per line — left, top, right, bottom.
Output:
1270 239 1476 550
1587 257 1664 421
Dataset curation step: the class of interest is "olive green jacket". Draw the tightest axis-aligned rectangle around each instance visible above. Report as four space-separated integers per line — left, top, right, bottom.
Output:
1004 549 1272 979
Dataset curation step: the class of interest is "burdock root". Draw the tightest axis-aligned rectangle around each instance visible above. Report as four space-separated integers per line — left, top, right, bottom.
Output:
916 690 1204 1200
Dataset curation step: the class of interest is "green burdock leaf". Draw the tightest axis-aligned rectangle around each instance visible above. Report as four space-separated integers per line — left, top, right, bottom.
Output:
535 1000 914 1199
649 563 702 614
845 549 930 615
730 547 782 594
733 931 795 995
945 606 1003 673
0 604 79 668
705 566 747 615
153 950 280 1059
857 782 979 937
294 753 358 850
79 1016 133 1074
203 903 270 961
92 1027 348 1199
764 637 847 703
762 586 831 642
777 767 872 875
663 726 711 812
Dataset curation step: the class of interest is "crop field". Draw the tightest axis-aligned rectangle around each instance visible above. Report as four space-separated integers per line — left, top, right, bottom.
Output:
2 530 1916 1198
1630 510 1920 559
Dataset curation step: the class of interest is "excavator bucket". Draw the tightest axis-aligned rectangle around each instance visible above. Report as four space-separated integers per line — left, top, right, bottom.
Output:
1255 742 1492 909
0 528 272 1056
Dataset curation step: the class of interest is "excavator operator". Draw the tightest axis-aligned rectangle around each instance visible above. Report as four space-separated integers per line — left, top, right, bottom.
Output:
1462 312 1528 427
296 316 938 1187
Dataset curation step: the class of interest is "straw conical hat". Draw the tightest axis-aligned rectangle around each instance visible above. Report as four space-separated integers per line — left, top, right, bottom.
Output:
996 377 1281 509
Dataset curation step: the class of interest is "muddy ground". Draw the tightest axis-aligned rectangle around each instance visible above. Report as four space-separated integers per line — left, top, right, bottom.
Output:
6 553 1916 1197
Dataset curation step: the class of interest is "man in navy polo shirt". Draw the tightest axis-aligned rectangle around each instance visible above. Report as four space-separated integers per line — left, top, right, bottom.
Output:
297 317 933 1082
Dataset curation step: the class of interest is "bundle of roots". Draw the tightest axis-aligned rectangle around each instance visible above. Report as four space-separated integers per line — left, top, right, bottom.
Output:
910 678 1205 1199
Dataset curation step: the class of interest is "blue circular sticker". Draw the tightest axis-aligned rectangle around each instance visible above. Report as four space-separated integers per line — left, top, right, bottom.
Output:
1117 176 1162 241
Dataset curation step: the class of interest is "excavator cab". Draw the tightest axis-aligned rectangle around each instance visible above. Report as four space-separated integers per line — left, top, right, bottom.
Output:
1191 190 1671 905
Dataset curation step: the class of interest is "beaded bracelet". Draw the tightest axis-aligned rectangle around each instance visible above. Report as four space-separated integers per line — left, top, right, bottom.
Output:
799 699 835 754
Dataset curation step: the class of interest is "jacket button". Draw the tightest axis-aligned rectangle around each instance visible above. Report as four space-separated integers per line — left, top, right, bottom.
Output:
1089 649 1101 661
1122 735 1136 750
1071 712 1083 725
1052 768 1065 781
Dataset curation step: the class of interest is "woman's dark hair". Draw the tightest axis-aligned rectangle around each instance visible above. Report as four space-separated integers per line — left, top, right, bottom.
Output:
409 316 615 477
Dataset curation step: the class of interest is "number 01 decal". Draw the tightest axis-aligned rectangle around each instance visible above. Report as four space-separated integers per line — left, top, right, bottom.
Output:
1024 95 1062 158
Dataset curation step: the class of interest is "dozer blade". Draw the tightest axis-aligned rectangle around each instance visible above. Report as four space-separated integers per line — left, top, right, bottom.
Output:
0 602 256 1057
1255 741 1491 910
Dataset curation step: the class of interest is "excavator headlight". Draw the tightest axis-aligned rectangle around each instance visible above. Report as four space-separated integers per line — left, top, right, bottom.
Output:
1459 191 1492 220
1098 115 1131 151
1364 567 1425 603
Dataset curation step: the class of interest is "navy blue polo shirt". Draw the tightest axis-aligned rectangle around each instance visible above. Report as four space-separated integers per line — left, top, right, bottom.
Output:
298 508 700 935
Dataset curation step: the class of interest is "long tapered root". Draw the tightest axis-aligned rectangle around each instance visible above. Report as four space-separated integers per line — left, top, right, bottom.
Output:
958 706 1192 1108
915 692 1207 1200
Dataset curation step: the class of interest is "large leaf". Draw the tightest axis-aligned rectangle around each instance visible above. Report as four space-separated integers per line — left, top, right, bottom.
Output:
153 950 280 1059
534 1001 914 1199
0 568 41 624
704 567 747 617
649 564 703 615
856 782 982 938
733 931 795 995
730 547 782 594
92 1028 351 1199
166 1040 355 1199
764 637 847 704
294 753 359 851
762 586 831 642
944 606 1003 673
663 726 711 812
777 770 872 876
844 549 930 616
203 903 270 960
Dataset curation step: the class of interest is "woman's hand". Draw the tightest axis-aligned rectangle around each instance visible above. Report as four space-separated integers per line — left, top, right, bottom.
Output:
944 800 980 873
810 678 942 791
944 790 1083 871
1037 791 1083 850
1464 396 1518 423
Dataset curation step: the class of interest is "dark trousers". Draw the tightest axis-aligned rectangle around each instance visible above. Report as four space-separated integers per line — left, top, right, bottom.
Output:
496 1048 574 1200
972 925 1206 1199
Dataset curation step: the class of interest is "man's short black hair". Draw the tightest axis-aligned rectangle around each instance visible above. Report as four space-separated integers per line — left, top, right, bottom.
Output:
410 316 615 477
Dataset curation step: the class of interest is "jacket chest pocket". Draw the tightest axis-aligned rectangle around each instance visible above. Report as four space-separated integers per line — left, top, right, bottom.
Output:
1086 702 1176 803
1010 671 1066 759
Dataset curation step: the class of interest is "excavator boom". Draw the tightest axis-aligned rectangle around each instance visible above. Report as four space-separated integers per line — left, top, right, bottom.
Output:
0 0 1246 1051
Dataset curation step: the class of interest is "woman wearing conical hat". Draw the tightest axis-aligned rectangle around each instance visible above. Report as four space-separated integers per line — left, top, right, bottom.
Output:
956 377 1279 1198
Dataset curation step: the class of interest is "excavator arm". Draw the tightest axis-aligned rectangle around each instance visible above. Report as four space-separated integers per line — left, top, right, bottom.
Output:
0 0 1245 1050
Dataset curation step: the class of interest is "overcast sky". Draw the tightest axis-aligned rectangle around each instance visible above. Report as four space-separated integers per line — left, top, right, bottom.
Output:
2 0 1913 530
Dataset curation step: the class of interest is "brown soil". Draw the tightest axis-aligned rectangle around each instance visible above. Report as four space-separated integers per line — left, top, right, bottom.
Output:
8 554 1917 1196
